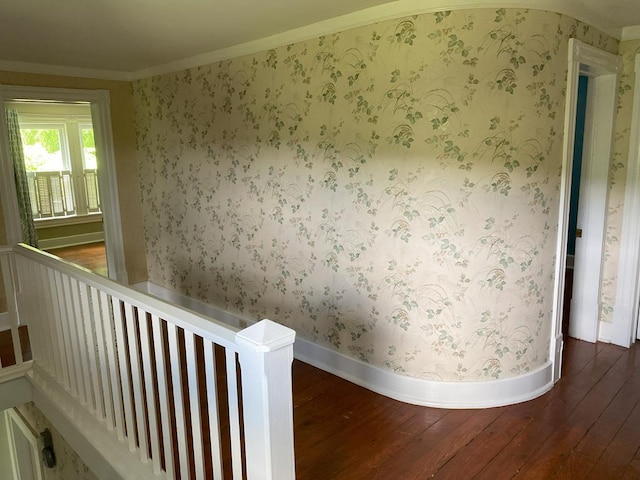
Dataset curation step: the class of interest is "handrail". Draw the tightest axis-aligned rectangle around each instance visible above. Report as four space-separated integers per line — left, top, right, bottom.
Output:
2 244 239 347
0 243 296 479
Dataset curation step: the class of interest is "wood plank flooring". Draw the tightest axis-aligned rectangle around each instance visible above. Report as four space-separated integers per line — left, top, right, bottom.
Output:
47 242 107 276
0 326 30 367
293 338 640 479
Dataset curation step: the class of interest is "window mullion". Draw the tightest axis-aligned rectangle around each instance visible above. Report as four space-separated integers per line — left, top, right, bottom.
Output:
66 121 87 216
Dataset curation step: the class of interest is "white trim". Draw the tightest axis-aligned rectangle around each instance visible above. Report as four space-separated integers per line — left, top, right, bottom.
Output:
131 0 624 80
622 25 640 41
0 60 132 82
35 213 102 229
138 281 554 409
551 39 619 374
4 408 44 480
612 53 640 347
90 91 127 284
569 70 618 342
0 1 624 81
37 232 104 250
0 86 127 283
296 338 553 409
598 320 613 343
552 332 564 382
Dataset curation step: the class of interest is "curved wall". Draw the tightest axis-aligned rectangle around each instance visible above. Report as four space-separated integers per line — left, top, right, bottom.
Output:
133 8 618 402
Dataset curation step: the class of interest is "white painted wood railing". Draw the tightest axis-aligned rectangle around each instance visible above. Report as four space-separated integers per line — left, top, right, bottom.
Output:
0 244 296 480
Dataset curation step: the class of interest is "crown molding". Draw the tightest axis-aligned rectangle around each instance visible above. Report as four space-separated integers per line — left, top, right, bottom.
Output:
130 0 623 80
0 60 132 82
622 25 640 41
0 0 628 82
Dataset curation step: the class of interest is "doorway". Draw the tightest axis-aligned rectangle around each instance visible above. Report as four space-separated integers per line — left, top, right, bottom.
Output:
552 39 620 382
563 74 589 338
7 100 106 274
0 86 127 283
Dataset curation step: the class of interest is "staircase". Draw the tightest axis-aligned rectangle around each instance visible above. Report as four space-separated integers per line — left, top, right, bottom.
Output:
0 244 296 480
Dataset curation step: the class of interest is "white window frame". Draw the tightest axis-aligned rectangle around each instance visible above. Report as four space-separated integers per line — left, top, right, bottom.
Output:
19 112 101 221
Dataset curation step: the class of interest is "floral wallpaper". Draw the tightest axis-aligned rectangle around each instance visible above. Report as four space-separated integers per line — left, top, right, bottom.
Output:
15 403 98 480
133 9 618 381
600 39 640 325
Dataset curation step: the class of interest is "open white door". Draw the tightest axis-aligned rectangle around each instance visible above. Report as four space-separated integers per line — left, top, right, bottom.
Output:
569 70 618 342
551 39 619 381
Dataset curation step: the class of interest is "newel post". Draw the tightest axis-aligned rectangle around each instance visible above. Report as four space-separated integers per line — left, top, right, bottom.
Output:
236 319 296 480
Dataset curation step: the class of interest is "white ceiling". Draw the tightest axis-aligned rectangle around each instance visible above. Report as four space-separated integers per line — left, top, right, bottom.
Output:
0 0 639 80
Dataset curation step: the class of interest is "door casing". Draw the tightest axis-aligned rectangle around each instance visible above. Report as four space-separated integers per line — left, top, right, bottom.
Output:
0 85 127 283
551 39 620 381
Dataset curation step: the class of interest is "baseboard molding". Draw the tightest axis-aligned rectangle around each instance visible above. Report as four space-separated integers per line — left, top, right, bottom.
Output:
37 232 104 250
552 332 564 383
611 303 635 347
137 281 555 409
598 320 613 343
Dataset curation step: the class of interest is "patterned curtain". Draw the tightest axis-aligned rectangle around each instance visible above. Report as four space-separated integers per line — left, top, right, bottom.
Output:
5 109 38 247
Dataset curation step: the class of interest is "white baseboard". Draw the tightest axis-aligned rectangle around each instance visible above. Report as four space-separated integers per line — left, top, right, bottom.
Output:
598 320 613 343
38 232 104 250
137 281 555 409
552 332 564 383
611 303 636 347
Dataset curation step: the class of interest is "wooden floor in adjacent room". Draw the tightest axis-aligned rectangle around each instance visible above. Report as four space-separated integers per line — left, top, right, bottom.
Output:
46 241 107 276
294 337 640 479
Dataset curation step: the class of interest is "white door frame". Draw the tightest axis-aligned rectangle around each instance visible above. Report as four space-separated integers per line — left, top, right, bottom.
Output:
612 53 640 347
0 85 127 283
551 39 620 381
4 408 44 480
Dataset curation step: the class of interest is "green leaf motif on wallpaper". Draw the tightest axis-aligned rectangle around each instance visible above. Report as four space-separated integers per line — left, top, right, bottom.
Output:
264 49 278 69
390 308 410 331
388 124 414 148
489 172 512 196
134 7 624 382
320 82 337 104
493 68 517 93
390 219 411 242
391 20 417 45
434 11 452 24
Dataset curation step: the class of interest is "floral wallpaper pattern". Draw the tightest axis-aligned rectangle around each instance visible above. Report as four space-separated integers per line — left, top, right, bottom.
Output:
133 9 618 381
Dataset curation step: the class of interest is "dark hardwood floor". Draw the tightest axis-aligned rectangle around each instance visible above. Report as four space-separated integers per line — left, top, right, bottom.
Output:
0 326 30 367
47 241 108 276
293 338 640 479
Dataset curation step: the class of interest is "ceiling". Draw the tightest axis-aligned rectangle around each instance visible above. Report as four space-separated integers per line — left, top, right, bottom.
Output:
0 0 639 80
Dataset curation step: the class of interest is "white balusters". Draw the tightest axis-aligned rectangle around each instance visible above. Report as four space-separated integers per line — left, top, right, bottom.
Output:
1 245 297 480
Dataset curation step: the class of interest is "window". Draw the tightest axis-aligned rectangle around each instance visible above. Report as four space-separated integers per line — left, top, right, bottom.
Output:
20 113 100 220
